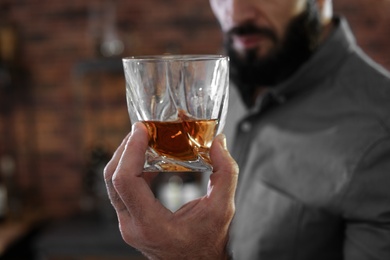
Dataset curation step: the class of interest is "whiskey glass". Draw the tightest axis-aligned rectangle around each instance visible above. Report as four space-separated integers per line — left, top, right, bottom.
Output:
123 55 229 173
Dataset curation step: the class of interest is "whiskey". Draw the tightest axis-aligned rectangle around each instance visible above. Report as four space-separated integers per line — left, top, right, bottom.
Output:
142 118 218 163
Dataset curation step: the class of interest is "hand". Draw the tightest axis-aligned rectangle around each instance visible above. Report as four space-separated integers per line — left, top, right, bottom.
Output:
104 122 239 259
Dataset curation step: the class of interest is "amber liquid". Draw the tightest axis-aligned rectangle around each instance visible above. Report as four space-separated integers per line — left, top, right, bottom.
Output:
142 118 218 163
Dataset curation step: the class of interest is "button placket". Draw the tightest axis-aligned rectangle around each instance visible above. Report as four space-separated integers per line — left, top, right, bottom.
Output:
241 121 252 132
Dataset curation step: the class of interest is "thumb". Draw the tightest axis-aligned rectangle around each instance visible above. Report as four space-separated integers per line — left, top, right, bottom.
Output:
208 134 239 201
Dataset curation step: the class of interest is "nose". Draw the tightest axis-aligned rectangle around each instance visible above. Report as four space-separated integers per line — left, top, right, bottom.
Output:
230 0 258 26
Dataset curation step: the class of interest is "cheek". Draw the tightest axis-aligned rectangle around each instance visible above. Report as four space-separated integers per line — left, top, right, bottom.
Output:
209 0 231 31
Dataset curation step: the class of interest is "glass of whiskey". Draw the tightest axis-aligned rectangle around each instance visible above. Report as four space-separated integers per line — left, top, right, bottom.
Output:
123 55 229 173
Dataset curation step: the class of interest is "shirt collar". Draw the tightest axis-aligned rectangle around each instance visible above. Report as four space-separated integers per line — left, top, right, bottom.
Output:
268 17 357 101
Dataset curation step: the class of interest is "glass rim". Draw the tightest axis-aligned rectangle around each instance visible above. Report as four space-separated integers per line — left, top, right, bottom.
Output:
122 54 228 62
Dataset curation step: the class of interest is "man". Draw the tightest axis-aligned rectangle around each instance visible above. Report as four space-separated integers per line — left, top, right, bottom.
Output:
104 0 390 259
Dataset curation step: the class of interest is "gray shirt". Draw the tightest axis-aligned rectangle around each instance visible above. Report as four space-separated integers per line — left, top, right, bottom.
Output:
227 17 390 260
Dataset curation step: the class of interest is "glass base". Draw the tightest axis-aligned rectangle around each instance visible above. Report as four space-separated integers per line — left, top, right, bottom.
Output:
143 150 212 173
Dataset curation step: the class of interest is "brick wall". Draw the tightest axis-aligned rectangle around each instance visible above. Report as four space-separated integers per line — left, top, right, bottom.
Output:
0 0 389 218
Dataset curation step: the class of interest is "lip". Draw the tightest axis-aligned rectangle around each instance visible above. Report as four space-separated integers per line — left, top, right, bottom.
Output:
233 34 265 49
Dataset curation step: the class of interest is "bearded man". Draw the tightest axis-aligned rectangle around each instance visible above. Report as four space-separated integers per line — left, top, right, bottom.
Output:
105 1 390 259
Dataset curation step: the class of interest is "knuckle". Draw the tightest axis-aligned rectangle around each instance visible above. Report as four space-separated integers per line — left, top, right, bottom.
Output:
119 223 137 246
226 202 236 219
124 223 154 248
103 163 114 182
215 201 235 224
226 160 239 177
111 171 124 189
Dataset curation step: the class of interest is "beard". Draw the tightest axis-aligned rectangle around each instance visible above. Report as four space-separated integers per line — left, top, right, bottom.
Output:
226 1 323 107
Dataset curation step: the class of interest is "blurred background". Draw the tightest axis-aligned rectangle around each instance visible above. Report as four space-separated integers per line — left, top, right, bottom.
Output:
0 0 389 259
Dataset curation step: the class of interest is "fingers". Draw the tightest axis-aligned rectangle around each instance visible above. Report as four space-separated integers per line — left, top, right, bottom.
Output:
104 128 237 256
104 123 168 247
116 122 149 177
112 122 168 220
104 132 131 182
104 132 131 212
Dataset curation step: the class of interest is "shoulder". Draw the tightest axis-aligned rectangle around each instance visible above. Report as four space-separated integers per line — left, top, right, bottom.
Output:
335 46 390 128
338 46 390 91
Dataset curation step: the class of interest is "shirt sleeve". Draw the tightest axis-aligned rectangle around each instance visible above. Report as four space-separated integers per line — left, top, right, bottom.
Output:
340 136 390 259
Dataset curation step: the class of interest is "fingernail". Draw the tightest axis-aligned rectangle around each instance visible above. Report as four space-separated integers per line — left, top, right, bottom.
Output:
132 122 142 131
130 122 141 137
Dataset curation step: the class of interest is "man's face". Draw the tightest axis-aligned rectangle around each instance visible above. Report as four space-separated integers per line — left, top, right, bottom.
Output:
210 0 323 102
210 0 308 58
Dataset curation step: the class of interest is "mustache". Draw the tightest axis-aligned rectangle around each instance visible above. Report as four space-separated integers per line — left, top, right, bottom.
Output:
227 24 277 43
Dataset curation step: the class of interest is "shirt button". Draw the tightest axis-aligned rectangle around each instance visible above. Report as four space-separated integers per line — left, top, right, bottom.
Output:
241 121 252 132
